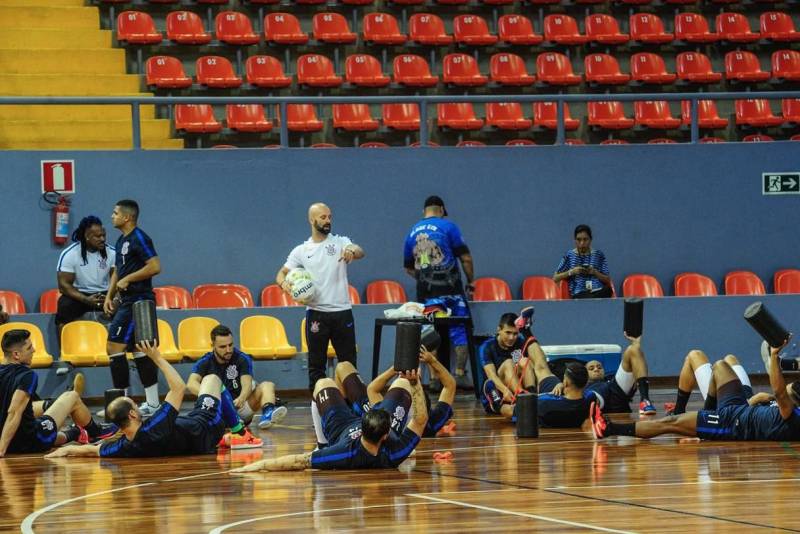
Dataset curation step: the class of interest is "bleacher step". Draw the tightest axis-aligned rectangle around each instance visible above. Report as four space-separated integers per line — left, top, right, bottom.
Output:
0 0 86 6
0 74 143 95
0 6 100 30
0 105 156 121
0 139 185 150
0 49 127 75
0 119 175 142
0 29 112 49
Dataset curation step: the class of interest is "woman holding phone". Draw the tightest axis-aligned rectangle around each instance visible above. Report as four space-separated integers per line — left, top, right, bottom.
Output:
553 224 613 299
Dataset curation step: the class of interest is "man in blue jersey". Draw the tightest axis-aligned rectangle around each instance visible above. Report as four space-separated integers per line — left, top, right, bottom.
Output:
103 199 162 418
478 312 537 410
232 370 428 472
591 341 800 442
585 334 656 415
404 195 475 388
553 224 612 299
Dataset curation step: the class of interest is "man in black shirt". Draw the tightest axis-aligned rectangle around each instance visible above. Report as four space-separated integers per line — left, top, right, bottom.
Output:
478 312 536 412
0 329 113 456
103 199 162 418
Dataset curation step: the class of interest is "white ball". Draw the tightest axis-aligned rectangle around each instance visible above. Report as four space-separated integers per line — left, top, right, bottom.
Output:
287 269 315 304
286 268 312 285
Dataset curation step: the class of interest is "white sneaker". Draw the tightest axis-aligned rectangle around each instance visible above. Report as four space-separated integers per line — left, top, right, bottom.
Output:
138 402 160 419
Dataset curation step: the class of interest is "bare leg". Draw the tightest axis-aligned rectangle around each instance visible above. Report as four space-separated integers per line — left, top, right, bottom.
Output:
622 343 648 379
633 413 698 438
334 361 358 390
44 391 90 428
199 374 222 399
497 360 517 391
526 342 554 389
248 382 277 410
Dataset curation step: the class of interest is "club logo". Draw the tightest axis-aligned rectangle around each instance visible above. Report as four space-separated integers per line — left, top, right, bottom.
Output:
347 426 363 440
99 259 107 270
226 365 238 380
201 397 216 411
310 321 320 333
325 244 337 256
121 242 129 255
511 349 523 364
40 419 55 432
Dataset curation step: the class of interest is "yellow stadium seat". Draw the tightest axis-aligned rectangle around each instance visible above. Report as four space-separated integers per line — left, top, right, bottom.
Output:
0 322 54 368
178 316 219 360
300 318 336 357
239 315 297 360
61 321 107 366
157 319 182 362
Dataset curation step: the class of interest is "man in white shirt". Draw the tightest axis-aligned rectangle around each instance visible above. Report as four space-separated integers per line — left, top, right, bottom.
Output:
56 215 116 335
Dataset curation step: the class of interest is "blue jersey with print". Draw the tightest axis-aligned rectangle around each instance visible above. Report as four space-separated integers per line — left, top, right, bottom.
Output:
537 391 597 428
555 249 609 296
191 349 253 398
114 227 157 298
310 426 420 469
404 217 469 298
478 336 526 369
697 405 800 441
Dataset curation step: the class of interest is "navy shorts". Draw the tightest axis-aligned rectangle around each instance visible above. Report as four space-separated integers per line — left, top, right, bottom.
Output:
539 375 561 394
177 395 226 454
696 380 749 441
588 380 633 414
322 405 361 444
373 388 412 434
8 416 59 454
108 296 154 348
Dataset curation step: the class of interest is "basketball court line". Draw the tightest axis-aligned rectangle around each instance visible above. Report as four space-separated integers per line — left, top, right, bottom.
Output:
547 477 800 490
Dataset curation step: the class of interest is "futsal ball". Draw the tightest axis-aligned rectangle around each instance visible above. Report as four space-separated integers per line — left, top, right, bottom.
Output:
287 269 315 304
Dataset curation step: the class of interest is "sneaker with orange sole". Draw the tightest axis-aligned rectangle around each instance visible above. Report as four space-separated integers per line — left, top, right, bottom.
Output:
218 428 263 450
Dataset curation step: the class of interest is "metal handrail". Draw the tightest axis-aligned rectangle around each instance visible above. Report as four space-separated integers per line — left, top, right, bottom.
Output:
2 91 798 148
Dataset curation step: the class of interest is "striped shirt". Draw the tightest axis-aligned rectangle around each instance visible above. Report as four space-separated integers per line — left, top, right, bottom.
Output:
555 248 609 297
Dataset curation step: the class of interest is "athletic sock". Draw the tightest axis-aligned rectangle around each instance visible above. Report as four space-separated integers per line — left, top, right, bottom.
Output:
109 353 130 390
220 387 246 435
674 389 691 414
144 384 159 408
703 394 717 411
607 421 636 437
311 400 328 446
637 377 650 403
780 358 800 371
133 352 159 406
63 426 81 443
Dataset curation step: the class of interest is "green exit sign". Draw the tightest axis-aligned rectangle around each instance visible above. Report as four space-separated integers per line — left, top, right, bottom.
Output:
763 173 800 195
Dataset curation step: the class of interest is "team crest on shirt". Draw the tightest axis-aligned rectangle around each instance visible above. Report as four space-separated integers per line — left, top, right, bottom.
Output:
325 244 337 256
99 258 107 269
40 419 55 432
310 321 320 333
121 242 129 255
511 349 523 364
347 426 363 440
392 406 406 431
201 397 216 411
226 365 238 380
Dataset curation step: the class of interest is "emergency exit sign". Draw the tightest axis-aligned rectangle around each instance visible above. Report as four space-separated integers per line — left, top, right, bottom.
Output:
763 173 800 195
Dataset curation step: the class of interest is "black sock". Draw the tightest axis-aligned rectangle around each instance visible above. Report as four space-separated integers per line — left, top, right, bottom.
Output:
703 394 717 411
608 421 636 437
780 358 799 371
63 426 81 443
263 402 275 411
84 418 100 437
637 377 650 403
674 389 691 414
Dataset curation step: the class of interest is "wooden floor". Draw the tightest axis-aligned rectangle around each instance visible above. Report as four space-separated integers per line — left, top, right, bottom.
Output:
3 390 800 534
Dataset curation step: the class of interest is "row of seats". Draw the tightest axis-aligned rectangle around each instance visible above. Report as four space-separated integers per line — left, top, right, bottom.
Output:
116 10 800 48
146 50 800 90
100 0 800 7
170 98 800 134
3 269 799 316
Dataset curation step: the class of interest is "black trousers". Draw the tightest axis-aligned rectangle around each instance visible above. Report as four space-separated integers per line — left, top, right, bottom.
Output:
573 286 614 299
305 309 357 390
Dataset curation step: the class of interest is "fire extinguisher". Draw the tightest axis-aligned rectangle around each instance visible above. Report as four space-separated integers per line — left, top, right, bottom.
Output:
52 195 71 246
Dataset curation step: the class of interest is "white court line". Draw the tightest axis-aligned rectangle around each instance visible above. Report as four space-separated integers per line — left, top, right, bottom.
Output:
207 501 447 533
407 493 636 534
20 482 156 534
548 477 800 491
162 470 236 482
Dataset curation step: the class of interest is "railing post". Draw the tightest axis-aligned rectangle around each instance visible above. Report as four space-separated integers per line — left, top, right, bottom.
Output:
131 102 141 150
419 101 428 147
555 99 565 146
690 98 699 144
279 101 289 148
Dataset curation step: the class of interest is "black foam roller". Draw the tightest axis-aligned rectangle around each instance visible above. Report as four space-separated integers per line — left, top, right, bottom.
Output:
744 302 790 348
623 298 644 338
133 299 159 345
104 388 125 423
421 325 441 352
394 322 422 372
515 393 539 438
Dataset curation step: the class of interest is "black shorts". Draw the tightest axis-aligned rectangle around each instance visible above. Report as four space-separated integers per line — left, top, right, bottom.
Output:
108 296 154 348
589 380 633 414
317 387 361 444
696 380 749 441
423 402 454 437
373 388 412 434
55 292 97 325
176 395 226 454
8 416 59 454
539 375 561 394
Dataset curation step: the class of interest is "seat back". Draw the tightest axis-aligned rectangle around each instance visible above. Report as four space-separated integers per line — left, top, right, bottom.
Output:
680 100 722 122
622 274 664 298
177 317 220 359
154 285 193 309
156 319 181 362
589 101 627 121
382 103 420 129
284 104 323 131
349 285 361 304
631 52 670 77
409 13 449 39
534 101 576 123
264 12 305 38
725 50 764 76
437 103 480 124
313 12 354 38
246 55 288 83
297 54 337 79
735 99 778 121
585 13 623 37
39 289 60 314
544 14 581 39
634 100 676 121
724 271 765 295
761 11 797 35
363 12 404 41
193 283 254 309
773 50 800 76
473 277 512 301
196 56 238 82
453 14 492 38
240 315 295 357
216 10 257 38
674 272 718 296
783 98 800 121
0 290 25 315
486 102 526 123
260 284 298 306
521 276 559 300
146 55 189 86
498 14 536 39
585 53 625 78
536 52 576 78
0 322 54 366
443 53 482 78
776 270 800 294
166 10 207 39
117 11 160 40
333 104 376 125
394 54 435 79
490 53 531 79
226 104 269 128
676 51 715 77
630 13 667 38
675 12 711 36
61 321 107 365
175 104 219 130
366 280 407 304
717 12 754 35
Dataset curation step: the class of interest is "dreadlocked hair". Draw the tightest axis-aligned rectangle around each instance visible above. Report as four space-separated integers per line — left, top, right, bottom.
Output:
71 215 106 265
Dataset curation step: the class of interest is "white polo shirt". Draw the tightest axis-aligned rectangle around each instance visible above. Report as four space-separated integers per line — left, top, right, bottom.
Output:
57 242 116 294
285 234 353 312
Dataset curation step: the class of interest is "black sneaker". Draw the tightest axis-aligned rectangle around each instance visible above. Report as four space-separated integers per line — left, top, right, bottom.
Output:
483 380 504 414
88 422 119 443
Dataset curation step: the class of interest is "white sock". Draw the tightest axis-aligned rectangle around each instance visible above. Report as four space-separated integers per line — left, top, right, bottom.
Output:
731 364 752 388
144 384 159 408
311 400 328 445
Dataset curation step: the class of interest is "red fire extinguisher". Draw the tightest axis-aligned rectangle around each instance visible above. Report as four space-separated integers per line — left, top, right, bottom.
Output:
52 195 71 246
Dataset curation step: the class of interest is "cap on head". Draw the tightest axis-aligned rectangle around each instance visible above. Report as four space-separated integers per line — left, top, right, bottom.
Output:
423 195 447 216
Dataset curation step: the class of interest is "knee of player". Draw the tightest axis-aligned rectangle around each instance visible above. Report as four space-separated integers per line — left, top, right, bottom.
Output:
390 377 412 392
334 361 356 381
313 377 338 397
722 354 740 366
60 390 80 405
711 359 732 373
201 374 222 388
686 349 708 366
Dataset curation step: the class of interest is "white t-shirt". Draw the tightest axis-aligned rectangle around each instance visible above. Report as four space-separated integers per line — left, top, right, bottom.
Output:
285 234 353 312
57 242 116 294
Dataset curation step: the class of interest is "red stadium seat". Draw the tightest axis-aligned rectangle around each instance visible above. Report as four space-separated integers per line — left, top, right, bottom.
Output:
700 136 726 143
145 56 193 89
473 277 512 301
390 0 425 5
498 15 543 46
600 139 630 145
716 12 760 43
674 13 717 44
761 12 800 42
393 54 439 87
622 274 664 298
544 14 587 45
772 50 800 82
313 12 357 44
724 271 765 295
366 280 407 304
536 52 582 86
648 138 677 144
522 276 560 300
264 13 309 44
630 13 673 44
584 14 629 45
282 104 324 132
457 140 486 147
154 285 193 309
362 13 406 45
792 135 800 141
631 53 676 85
409 14 453 45
175 105 222 133
775 270 800 294
311 143 338 148
742 134 774 142
676 52 722 84
735 99 783 127
345 54 390 87
490 53 536 86
584 53 630 85
588 101 634 129
725 51 770 83
193 284 254 309
360 142 389 148
382 103 420 130
453 15 498 46
261 284 299 306
39 289 60 314
245 55 292 88
783 99 800 123
507 139 537 146
486 103 532 130
166 11 211 45
619 0 652 6
332 104 379 131
196 56 242 88
437 103 484 130
349 285 361 304
226 104 272 132
443 53 488 87
409 141 441 147
297 54 342 87
215 11 259 45
680 100 728 129
533 102 580 130
117 11 162 44
635 101 681 129
565 138 585 145
674 273 717 297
